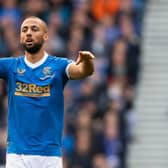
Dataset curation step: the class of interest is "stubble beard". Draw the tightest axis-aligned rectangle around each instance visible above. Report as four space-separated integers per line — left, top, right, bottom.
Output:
22 41 44 54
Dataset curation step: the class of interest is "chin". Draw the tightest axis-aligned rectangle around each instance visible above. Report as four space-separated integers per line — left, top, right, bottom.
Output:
26 46 42 54
22 43 42 54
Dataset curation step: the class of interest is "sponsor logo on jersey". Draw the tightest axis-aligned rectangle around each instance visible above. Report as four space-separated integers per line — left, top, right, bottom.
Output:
15 82 50 97
40 66 55 80
17 68 26 75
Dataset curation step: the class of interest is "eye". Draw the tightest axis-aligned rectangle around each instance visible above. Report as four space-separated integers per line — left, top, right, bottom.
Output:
22 27 28 32
32 26 39 31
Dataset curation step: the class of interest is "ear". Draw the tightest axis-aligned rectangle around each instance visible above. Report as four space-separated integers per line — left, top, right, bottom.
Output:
43 33 48 41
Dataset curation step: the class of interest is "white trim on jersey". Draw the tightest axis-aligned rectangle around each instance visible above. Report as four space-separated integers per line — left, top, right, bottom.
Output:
6 154 63 168
24 52 48 69
25 52 74 79
65 62 75 79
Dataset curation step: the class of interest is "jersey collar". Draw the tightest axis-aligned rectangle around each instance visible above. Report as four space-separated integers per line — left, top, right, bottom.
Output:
24 52 48 69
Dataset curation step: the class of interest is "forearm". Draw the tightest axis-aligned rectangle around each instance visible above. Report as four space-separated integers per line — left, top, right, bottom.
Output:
78 59 94 77
68 51 95 79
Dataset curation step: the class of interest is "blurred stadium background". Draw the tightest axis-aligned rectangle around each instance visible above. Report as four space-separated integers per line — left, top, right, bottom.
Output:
1 0 167 168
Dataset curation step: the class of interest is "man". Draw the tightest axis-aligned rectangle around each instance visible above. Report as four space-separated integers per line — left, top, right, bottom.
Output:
0 16 95 168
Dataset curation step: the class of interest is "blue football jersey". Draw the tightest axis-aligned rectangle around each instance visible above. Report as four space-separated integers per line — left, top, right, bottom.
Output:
0 55 72 156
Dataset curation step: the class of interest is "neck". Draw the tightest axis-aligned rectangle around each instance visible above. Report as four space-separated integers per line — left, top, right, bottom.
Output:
25 48 45 64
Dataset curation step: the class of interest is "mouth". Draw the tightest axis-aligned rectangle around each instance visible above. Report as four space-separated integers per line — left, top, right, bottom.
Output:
25 39 34 45
26 37 34 41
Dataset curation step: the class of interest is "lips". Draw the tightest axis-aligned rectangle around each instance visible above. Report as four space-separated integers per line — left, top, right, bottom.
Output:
25 39 34 46
26 39 33 42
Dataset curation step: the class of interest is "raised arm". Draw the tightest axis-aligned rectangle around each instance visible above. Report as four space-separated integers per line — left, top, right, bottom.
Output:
68 51 95 80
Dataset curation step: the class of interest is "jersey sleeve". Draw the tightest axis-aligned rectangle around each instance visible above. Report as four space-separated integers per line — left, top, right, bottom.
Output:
0 57 14 79
57 57 74 86
59 58 74 79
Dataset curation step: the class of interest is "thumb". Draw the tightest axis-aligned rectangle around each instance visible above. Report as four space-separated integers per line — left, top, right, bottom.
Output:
75 55 82 65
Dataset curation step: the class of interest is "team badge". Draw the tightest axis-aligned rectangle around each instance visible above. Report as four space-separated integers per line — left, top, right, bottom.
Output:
40 67 55 80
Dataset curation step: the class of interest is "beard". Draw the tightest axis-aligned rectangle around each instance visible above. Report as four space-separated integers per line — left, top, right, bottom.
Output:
22 40 44 54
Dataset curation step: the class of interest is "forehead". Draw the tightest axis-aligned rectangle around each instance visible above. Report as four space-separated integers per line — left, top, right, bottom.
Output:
21 18 48 33
22 19 42 27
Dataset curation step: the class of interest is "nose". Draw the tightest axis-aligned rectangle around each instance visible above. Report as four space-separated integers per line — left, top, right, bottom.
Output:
26 29 32 36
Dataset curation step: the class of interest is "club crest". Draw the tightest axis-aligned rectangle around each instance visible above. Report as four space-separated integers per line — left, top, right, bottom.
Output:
40 67 55 80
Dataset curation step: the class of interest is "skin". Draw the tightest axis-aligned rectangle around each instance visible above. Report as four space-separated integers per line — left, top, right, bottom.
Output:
20 16 94 79
20 17 48 63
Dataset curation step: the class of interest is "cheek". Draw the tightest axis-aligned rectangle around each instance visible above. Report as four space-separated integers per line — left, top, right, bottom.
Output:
34 34 41 40
20 35 24 43
39 36 45 43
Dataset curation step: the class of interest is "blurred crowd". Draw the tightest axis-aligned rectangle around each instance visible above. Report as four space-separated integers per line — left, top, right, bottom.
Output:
0 0 147 168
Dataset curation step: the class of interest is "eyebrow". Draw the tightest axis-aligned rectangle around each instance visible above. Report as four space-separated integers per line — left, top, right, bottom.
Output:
21 25 40 29
21 20 47 33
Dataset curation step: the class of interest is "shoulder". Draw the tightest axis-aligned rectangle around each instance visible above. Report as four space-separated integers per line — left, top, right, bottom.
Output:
47 55 73 67
6 56 24 70
0 56 24 75
48 55 70 62
0 56 24 61
0 56 22 65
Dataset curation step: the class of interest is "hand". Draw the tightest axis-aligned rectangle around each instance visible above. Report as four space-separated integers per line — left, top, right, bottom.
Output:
76 51 95 65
